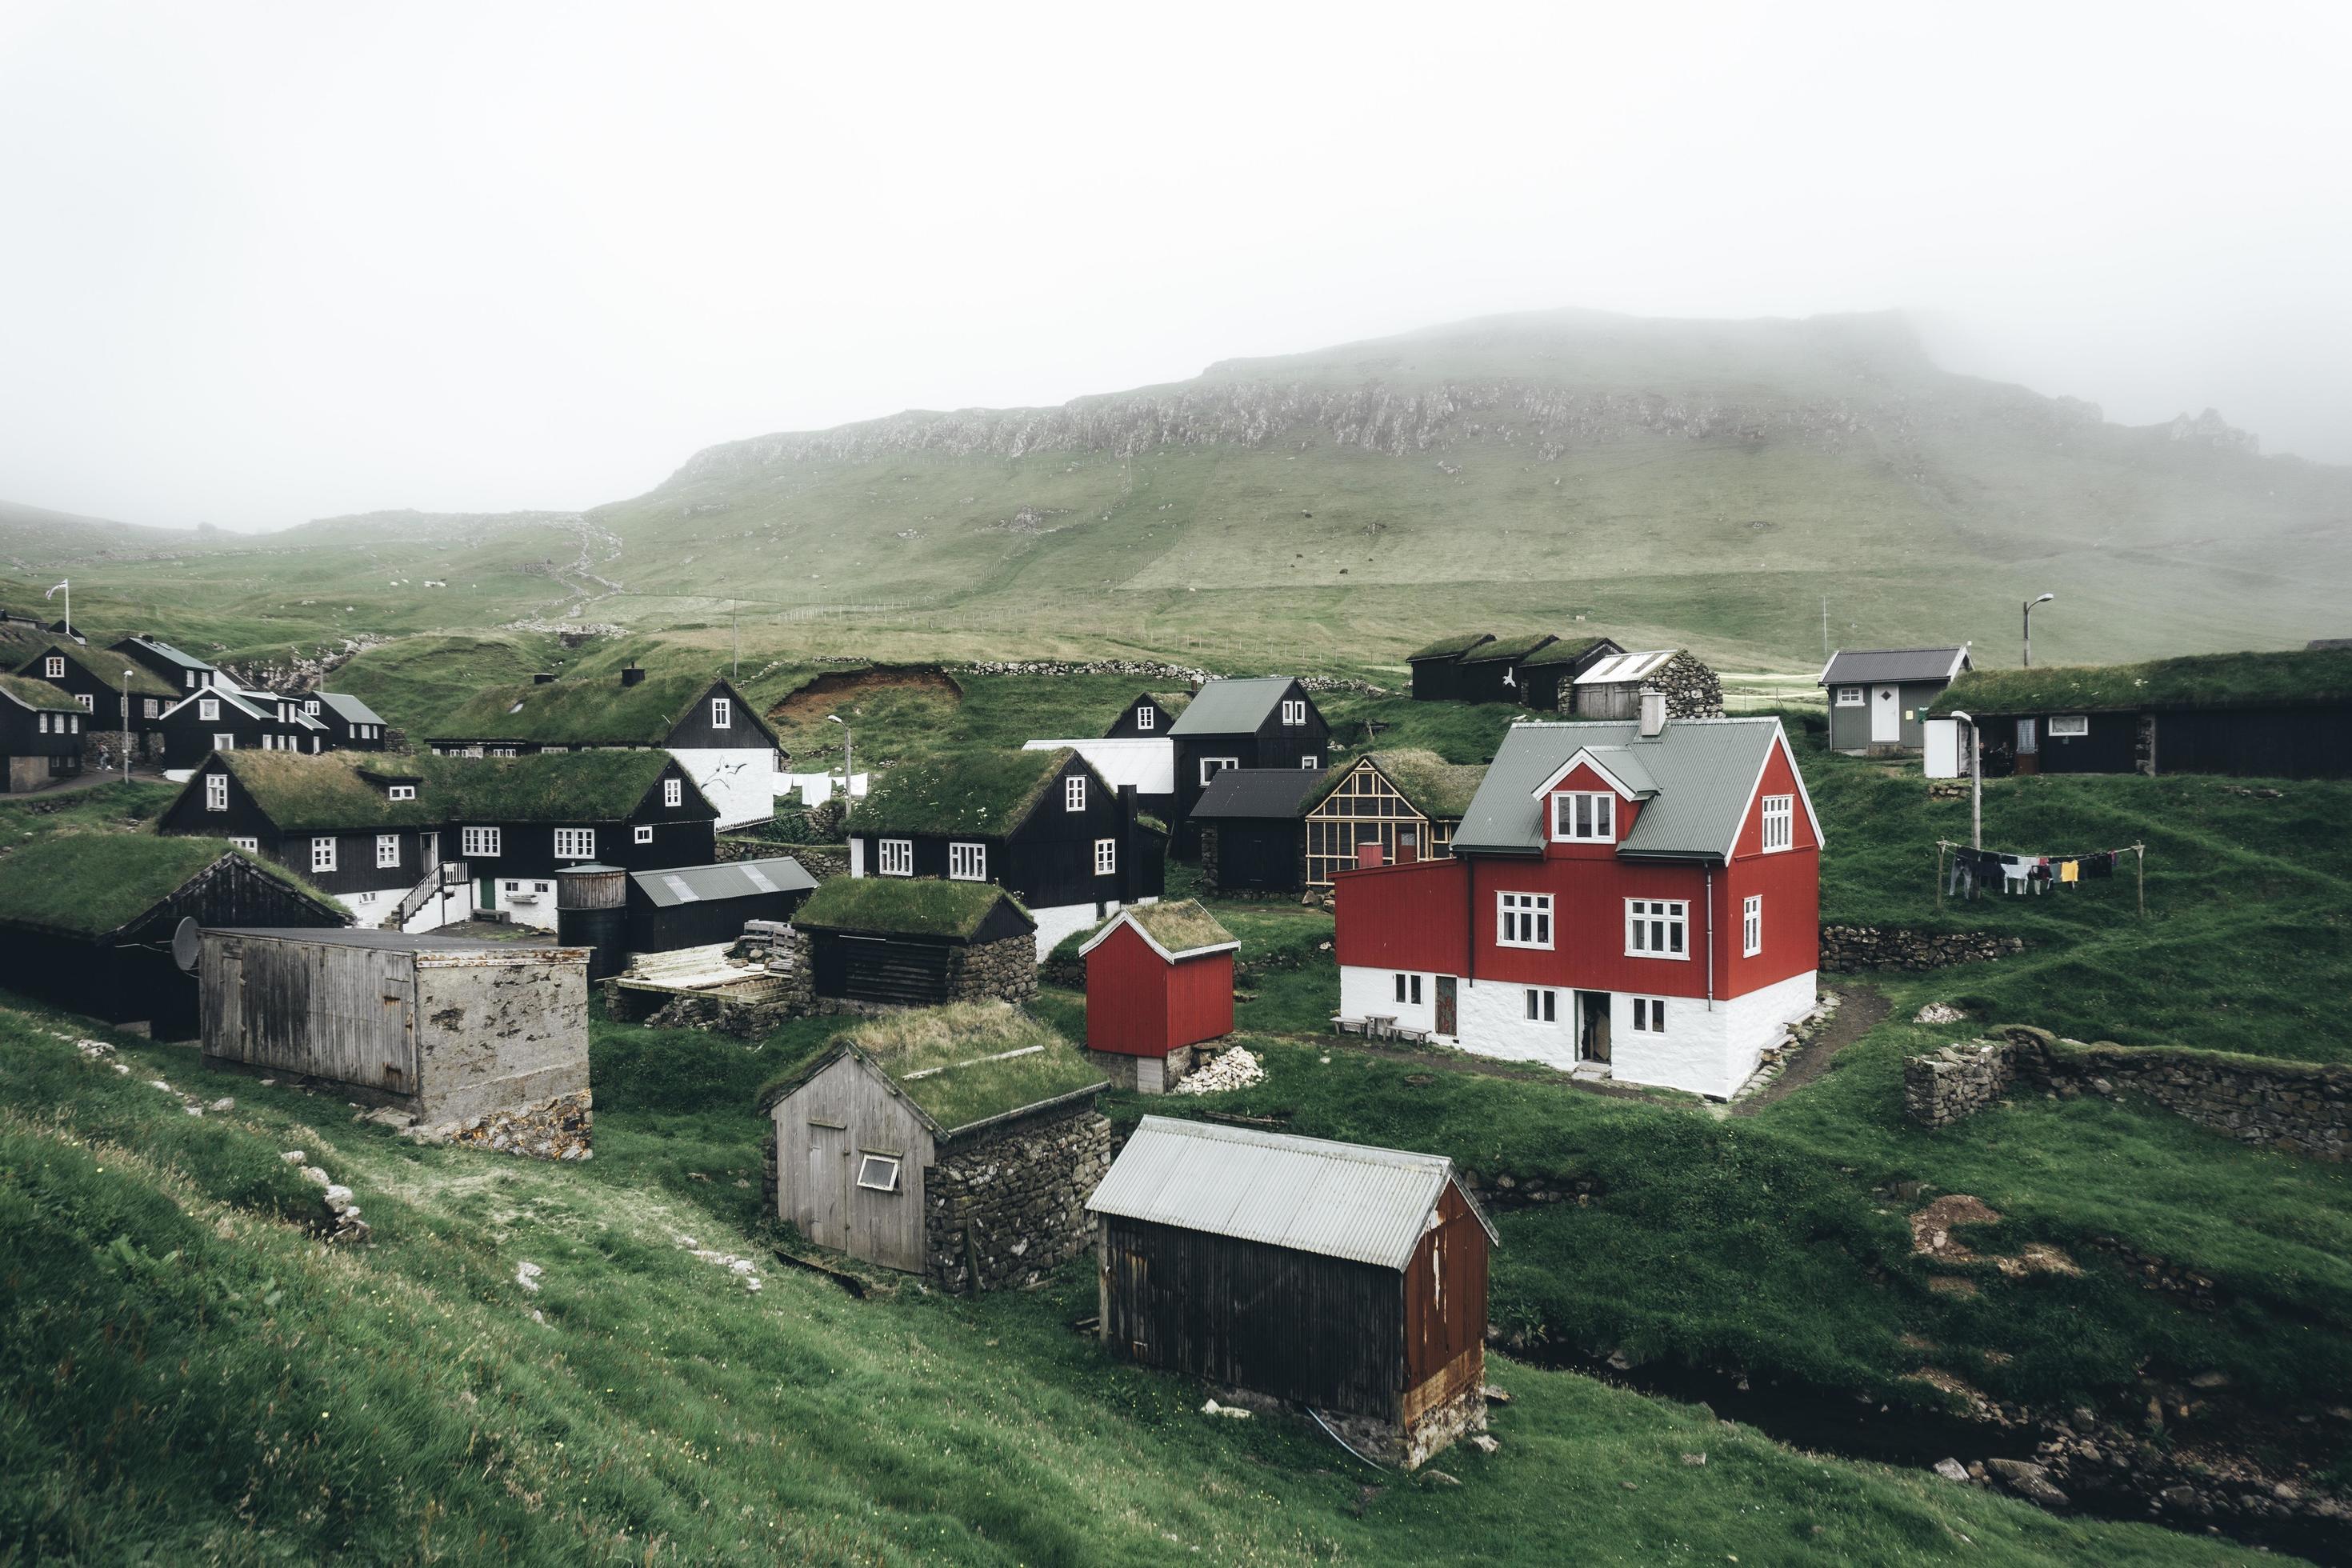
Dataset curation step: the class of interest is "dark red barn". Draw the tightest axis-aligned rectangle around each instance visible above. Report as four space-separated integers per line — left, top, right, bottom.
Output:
1080 899 1238 1092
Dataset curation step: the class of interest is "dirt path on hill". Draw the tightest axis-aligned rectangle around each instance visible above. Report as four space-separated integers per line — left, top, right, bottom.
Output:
1258 1029 1661 1100
1730 982 1890 1115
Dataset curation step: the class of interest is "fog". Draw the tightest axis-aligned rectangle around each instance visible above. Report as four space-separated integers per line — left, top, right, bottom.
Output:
3 0 2348 532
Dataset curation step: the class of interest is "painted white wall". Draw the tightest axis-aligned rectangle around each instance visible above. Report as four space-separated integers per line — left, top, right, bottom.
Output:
674 746 783 830
1020 738 1174 795
1338 965 1442 1033
1030 897 1158 963
1923 718 1962 779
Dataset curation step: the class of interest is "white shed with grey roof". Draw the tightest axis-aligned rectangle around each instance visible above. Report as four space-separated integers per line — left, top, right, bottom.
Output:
1818 646 1972 754
624 854 818 953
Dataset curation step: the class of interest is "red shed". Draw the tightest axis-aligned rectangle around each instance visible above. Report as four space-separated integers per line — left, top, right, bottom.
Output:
1079 899 1238 1092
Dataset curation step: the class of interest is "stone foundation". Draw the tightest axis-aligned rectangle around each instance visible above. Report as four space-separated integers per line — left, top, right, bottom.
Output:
1086 1046 1194 1094
413 1089 594 1161
947 931 1040 1004
1820 925 2024 973
1314 1374 1490 1471
922 1108 1110 1293
1905 1026 2351 1161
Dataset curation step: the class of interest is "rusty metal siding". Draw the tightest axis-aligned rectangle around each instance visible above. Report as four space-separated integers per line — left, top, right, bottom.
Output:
1402 1183 1489 1408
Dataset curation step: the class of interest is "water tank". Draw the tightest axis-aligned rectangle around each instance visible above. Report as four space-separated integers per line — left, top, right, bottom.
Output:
555 862 629 979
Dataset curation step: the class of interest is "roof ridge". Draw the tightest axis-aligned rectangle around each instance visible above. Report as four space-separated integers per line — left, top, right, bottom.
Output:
1138 1114 1451 1172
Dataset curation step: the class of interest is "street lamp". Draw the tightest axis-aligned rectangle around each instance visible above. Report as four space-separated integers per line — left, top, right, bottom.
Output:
121 669 136 786
1950 710 1982 852
2022 592 2056 668
826 714 852 815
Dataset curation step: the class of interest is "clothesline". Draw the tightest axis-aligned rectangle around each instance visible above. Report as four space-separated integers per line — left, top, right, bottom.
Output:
1933 840 2147 914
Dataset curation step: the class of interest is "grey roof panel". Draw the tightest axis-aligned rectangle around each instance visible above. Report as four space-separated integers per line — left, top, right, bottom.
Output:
1166 677 1294 737
1190 766 1326 820
1574 649 1679 685
628 856 816 908
1819 647 1970 686
1086 1116 1493 1270
121 635 216 672
315 691 388 726
206 927 557 952
1451 718 1788 859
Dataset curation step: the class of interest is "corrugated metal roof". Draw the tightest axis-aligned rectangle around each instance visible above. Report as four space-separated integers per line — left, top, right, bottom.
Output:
1166 678 1295 737
628 856 816 908
1574 649 1679 685
1818 647 1970 686
1452 718 1795 859
1190 766 1327 820
120 635 215 672
315 690 388 726
1086 1117 1492 1270
1022 737 1174 794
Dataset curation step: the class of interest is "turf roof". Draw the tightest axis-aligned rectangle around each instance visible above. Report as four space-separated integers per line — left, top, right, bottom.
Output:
1406 633 1494 662
839 1003 1106 1132
1319 749 1489 818
0 672 86 714
433 670 778 746
1094 898 1235 957
850 748 1078 836
791 875 1030 939
0 832 338 938
200 750 698 830
1518 636 1614 668
20 642 176 698
1462 633 1556 664
1929 649 2352 717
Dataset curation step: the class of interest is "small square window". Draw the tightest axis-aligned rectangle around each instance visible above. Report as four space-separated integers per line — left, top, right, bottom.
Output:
1199 756 1238 786
1065 774 1086 813
198 698 219 722
310 836 337 873
43 656 63 678
1525 988 1557 1022
1134 706 1154 730
950 842 986 881
388 784 416 801
1632 998 1668 1034
229 836 257 852
856 1154 902 1193
634 824 654 845
1834 686 1864 706
1299 755 1319 770
1281 698 1306 726
376 834 400 869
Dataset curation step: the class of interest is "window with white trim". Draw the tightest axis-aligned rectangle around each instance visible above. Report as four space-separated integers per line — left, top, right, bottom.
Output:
1281 698 1306 726
310 836 337 873
1199 756 1238 786
1551 791 1616 842
198 698 219 722
554 828 595 859
1834 686 1863 706
1394 973 1422 1005
43 656 62 678
1525 987 1558 1022
143 698 160 718
387 784 416 801
877 838 914 876
2049 714 2088 738
1626 898 1688 958
183 670 196 688
1742 894 1762 957
1134 705 1154 730
213 734 235 752
376 834 400 870
205 773 228 811
1760 794 1794 853
1498 891 1552 949
1631 997 1667 1033
229 836 257 852
76 694 93 711
305 698 319 714
949 842 986 881
462 826 501 858
1094 838 1118 875
1065 774 1086 812
36 714 48 734
663 777 682 809
1299 754 1320 770
68 715 80 733
710 697 731 729
634 824 654 844
855 1154 902 1193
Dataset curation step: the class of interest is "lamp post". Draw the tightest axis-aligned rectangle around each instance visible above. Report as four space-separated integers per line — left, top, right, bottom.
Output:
2022 592 2055 668
826 713 852 816
1951 710 1981 850
121 669 136 786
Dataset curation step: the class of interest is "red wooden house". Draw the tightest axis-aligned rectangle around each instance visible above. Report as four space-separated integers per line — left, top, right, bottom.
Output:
1333 703 1821 1098
1079 899 1238 1092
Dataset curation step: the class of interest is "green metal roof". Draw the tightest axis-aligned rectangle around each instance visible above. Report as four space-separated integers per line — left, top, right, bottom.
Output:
1166 678 1297 737
1451 718 1801 860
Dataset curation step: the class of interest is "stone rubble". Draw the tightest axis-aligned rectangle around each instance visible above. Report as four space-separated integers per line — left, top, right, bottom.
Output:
1172 1046 1266 1096
675 1234 764 1293
281 1150 370 1243
1914 1002 1967 1025
1820 926 2024 973
404 1090 594 1162
515 1261 544 1293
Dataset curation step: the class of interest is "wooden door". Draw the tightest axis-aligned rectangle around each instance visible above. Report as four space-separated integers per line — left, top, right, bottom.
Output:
805 1125 846 1251
476 875 496 913
1434 975 1457 1035
1870 686 1901 744
1578 992 1612 1064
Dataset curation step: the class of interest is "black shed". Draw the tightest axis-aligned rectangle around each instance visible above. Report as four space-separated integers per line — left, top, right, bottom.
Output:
0 834 346 1038
626 855 818 953
1403 634 1493 702
1190 767 1326 895
793 877 1038 1006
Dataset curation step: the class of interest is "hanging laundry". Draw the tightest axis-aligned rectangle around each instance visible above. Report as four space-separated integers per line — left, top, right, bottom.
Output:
2060 859 2080 885
2085 851 2115 879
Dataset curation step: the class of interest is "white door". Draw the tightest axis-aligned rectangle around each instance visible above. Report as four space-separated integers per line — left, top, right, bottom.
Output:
1922 718 1961 779
1870 686 1900 744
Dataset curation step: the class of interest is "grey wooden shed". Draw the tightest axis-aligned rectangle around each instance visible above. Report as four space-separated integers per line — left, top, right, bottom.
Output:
1819 646 1973 754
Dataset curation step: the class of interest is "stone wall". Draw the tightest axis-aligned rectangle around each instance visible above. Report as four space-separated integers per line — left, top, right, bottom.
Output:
418 1089 594 1161
715 836 849 879
1904 1026 2352 1162
1653 650 1724 718
1819 925 2025 973
947 931 1039 1004
922 1106 1110 1293
612 925 1031 1036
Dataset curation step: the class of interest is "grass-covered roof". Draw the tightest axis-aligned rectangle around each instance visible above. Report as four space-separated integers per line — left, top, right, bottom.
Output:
792 875 1030 939
1114 899 1236 956
1462 633 1555 664
851 748 1076 837
1322 749 1488 818
21 641 177 698
433 670 778 746
0 672 86 714
214 751 442 830
1929 649 2352 718
837 1003 1106 1132
0 832 336 938
1406 633 1494 662
203 750 698 830
1518 635 1613 668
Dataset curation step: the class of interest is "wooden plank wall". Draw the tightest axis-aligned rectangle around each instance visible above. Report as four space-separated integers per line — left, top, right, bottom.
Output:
1401 1184 1489 1418
774 1054 933 1273
200 935 418 1098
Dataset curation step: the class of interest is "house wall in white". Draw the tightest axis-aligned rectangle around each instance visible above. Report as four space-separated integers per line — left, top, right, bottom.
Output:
674 746 784 830
1019 738 1174 797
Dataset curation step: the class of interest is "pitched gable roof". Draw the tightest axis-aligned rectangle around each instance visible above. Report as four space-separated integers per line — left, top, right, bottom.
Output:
1078 898 1237 962
758 1002 1104 1135
630 856 816 907
1190 766 1327 820
113 634 215 673
19 642 176 698
854 747 1095 837
313 690 387 726
432 671 778 746
1462 633 1555 665
188 749 706 832
1166 677 1299 737
1315 750 1487 819
1928 648 2352 716
0 672 85 714
1819 646 1971 686
792 876 1033 940
1575 649 1681 685
1406 633 1494 662
0 834 341 938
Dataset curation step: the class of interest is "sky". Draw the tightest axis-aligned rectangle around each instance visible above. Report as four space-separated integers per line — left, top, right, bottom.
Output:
2 0 2349 532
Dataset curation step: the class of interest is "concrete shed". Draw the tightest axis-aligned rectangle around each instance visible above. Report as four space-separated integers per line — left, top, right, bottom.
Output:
199 928 591 1149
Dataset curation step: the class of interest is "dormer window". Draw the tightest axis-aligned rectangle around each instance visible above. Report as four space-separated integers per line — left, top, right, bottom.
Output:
387 784 416 802
305 698 319 714
1551 791 1616 842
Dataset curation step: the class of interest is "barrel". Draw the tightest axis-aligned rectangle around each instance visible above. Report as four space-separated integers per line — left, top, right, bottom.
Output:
554 862 629 980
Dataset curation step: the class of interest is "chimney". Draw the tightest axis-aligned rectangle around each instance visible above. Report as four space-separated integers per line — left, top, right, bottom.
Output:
619 664 646 688
1638 687 1666 738
534 671 557 684
1356 842 1386 870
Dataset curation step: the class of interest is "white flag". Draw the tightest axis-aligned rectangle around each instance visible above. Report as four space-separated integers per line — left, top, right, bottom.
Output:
43 580 66 600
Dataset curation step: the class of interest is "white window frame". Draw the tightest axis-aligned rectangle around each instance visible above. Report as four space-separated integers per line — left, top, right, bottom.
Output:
876 838 914 877
69 715 80 733
1834 686 1864 706
1094 837 1118 875
1626 898 1689 960
948 841 986 881
1299 754 1320 770
376 834 401 870
1742 894 1762 957
634 824 654 845
198 698 219 722
229 836 258 853
1065 774 1086 813
76 693 93 712
663 777 683 809
1134 705 1154 731
2049 714 2089 738
462 826 502 858
1394 973 1422 1006
143 698 160 719
37 714 48 734
1760 794 1794 854
1281 698 1306 726
1525 987 1558 1022
204 773 228 812
1198 756 1239 786
554 827 595 860
1632 997 1668 1034
710 696 732 729
184 670 197 688
310 836 337 874
855 1154 902 1194
305 698 319 714
1497 891 1553 950
387 784 416 801
212 734 235 752
1550 791 1616 843
43 655 63 678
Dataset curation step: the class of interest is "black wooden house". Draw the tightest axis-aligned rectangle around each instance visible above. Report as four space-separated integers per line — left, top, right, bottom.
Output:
1165 677 1330 856
155 686 326 769
110 634 222 697
626 856 817 952
1103 691 1190 738
0 674 88 793
1190 767 1326 896
1404 634 1494 702
306 691 391 750
1454 634 1555 705
792 878 1038 1007
1513 635 1625 711
16 642 180 762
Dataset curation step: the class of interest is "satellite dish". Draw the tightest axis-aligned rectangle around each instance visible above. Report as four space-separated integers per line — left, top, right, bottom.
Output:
171 918 202 974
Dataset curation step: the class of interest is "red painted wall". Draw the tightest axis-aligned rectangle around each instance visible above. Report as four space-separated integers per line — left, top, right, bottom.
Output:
1332 857 1470 976
1084 920 1235 1058
1164 944 1235 1052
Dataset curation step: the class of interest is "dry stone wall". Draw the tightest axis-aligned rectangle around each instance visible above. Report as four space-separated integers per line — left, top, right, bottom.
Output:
1820 925 2024 973
948 933 1039 1003
922 1107 1110 1293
